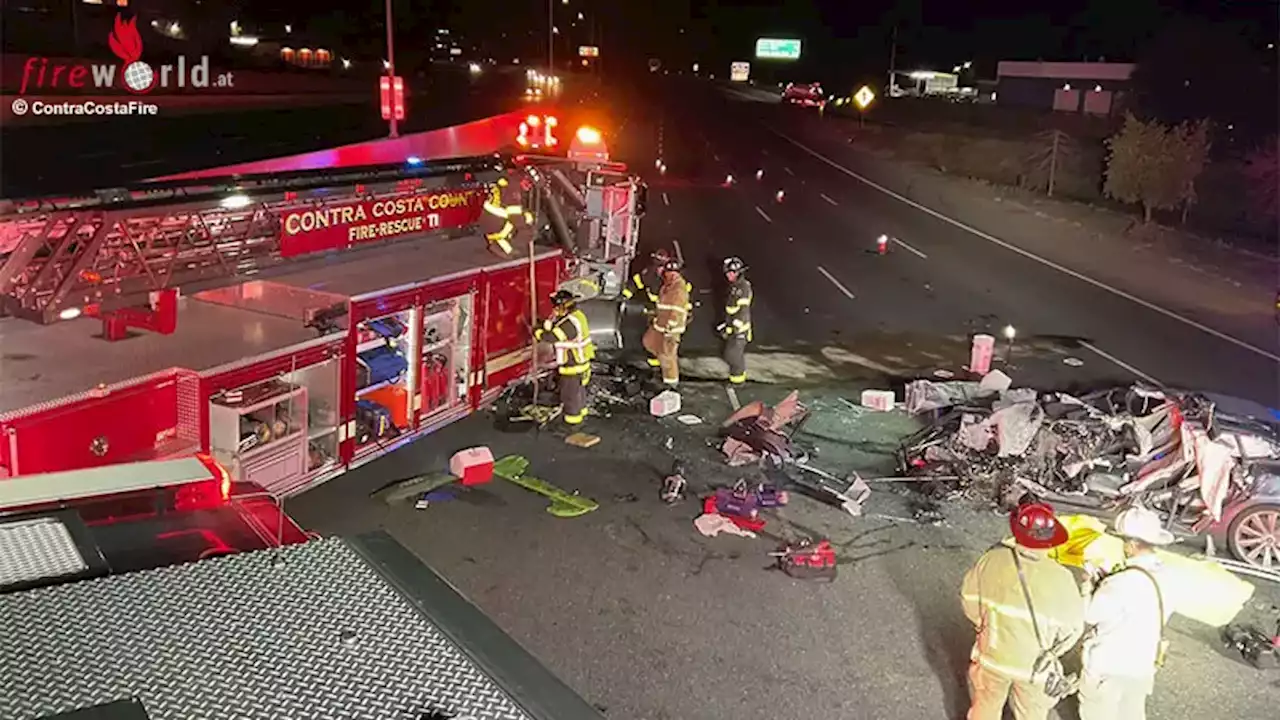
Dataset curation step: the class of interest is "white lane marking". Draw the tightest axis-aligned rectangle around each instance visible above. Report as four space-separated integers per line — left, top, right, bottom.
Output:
1078 341 1162 385
714 153 720 161
726 386 741 410
770 128 1280 363
784 166 795 176
662 192 670 206
820 193 838 206
817 265 856 299
672 239 685 265
755 206 773 223
892 237 929 260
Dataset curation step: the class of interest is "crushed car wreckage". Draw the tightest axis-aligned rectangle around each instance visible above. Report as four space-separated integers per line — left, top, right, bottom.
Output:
898 377 1280 569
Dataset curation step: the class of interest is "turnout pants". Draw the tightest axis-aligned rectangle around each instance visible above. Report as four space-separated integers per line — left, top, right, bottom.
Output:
1077 672 1153 720
723 335 748 384
642 327 681 386
967 663 1057 720
559 370 590 425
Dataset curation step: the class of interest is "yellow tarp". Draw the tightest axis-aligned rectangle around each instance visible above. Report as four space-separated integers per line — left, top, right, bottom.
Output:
1032 514 1255 628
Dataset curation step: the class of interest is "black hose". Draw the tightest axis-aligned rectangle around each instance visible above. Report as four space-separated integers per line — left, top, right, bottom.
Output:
541 187 577 254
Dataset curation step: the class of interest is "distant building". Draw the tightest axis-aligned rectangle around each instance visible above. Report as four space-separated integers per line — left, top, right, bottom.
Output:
995 61 1135 116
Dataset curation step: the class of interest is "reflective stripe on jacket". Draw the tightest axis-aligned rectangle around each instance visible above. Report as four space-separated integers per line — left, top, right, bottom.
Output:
960 540 1086 682
622 267 661 304
652 273 690 336
536 309 595 374
481 183 528 242
724 277 753 339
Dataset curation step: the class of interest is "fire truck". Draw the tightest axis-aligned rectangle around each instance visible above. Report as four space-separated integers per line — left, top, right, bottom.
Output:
0 456 605 719
0 111 643 496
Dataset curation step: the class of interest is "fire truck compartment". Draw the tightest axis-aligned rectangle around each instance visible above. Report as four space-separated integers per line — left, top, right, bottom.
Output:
0 533 604 720
0 235 546 414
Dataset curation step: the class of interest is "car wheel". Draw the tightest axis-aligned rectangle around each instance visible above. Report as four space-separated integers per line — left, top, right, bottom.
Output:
1227 503 1280 569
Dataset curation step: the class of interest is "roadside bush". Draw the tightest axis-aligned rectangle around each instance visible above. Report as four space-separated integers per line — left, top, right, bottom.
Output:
1242 136 1279 223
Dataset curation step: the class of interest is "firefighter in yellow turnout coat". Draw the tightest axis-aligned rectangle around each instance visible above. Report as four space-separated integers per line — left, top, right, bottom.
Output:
625 249 693 370
642 259 690 386
535 290 596 425
480 175 533 256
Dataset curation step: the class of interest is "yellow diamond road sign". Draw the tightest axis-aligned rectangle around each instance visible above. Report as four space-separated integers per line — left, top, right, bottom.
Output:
854 86 876 110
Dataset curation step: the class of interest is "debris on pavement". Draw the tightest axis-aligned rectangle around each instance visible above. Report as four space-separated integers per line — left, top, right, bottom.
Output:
1221 621 1280 669
860 389 896 411
650 390 682 417
771 538 838 581
661 462 688 504
694 512 758 538
565 432 602 448
702 496 766 532
492 455 600 518
676 414 703 425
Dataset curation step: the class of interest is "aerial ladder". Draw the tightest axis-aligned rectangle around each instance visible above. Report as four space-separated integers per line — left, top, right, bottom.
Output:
0 119 644 346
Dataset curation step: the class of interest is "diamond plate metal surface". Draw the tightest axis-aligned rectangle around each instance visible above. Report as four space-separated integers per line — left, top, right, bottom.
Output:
0 537 535 720
0 517 88 588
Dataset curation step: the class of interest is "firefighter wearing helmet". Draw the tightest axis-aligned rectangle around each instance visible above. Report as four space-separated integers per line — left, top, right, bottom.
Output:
623 249 671 367
960 502 1085 720
642 256 690 387
717 256 752 385
534 289 595 425
480 173 534 256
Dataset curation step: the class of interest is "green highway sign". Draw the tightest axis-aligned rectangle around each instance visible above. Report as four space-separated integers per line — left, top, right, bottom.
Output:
755 38 802 61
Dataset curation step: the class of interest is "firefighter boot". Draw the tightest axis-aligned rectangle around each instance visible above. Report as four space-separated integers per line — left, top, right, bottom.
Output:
723 335 748 384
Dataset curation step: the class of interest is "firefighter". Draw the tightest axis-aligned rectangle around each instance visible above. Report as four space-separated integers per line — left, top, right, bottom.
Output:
1077 506 1174 720
480 175 534 256
622 249 670 369
535 290 595 425
717 256 752 384
960 503 1085 720
642 258 690 387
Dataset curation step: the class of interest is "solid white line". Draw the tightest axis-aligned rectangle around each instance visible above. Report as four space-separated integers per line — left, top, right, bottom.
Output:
1077 341 1162 386
769 128 1280 363
892 237 929 260
662 192 670 206
817 265 856 299
820 193 838 206
784 166 795 176
755 206 773 223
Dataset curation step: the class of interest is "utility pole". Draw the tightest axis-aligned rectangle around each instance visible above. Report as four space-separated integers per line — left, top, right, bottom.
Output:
887 25 898 95
548 0 554 73
385 0 399 138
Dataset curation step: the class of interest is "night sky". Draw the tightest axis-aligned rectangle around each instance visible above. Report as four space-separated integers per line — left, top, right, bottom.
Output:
285 1 1277 82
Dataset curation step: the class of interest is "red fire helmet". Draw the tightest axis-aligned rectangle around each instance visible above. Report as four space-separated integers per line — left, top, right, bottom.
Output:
1010 502 1068 550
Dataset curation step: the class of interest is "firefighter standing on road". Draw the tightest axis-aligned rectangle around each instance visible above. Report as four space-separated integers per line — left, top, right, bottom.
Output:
623 249 670 369
535 290 595 425
960 503 1085 720
718 256 752 384
642 258 690 387
480 175 534 256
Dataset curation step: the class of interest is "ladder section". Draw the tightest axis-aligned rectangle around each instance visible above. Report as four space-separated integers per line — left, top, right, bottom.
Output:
0 158 502 324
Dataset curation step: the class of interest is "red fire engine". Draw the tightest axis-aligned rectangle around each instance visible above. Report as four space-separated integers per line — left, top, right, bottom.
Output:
0 115 642 497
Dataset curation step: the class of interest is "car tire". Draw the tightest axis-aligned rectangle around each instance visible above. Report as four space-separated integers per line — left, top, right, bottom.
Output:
1227 503 1280 569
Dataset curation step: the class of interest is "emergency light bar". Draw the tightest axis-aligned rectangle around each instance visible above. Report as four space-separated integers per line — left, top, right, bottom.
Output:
0 456 227 512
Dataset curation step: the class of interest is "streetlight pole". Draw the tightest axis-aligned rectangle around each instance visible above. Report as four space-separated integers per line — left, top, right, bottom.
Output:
385 0 399 138
548 0 554 73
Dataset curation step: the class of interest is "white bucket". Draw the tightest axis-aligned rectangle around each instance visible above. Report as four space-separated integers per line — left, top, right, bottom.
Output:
649 390 682 417
970 334 996 375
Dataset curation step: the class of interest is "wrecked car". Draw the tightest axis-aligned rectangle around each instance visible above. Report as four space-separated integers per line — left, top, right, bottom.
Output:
899 380 1280 569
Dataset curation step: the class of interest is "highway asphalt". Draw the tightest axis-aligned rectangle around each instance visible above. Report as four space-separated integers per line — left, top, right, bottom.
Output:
290 77 1280 720
0 67 538 197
